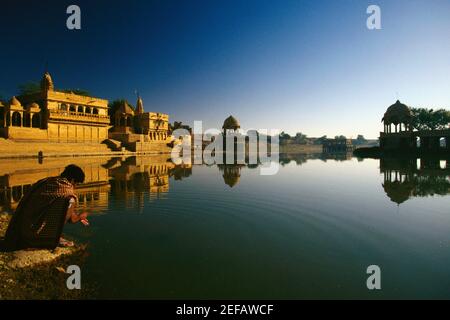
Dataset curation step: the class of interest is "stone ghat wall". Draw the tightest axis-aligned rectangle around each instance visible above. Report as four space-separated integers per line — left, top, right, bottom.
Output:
0 123 109 143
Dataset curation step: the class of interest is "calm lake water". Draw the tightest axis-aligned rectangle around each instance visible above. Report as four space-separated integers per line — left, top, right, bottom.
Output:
2 154 450 299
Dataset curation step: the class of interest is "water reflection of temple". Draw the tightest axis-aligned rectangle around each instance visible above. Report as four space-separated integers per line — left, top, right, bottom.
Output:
107 156 193 209
380 157 450 204
218 164 246 187
0 158 110 213
0 156 193 214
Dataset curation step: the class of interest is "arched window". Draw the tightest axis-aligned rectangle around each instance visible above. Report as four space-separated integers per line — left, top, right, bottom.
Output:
126 117 132 127
60 104 68 111
120 117 125 126
12 112 21 127
32 114 41 128
85 107 91 114
78 106 84 113
93 108 99 115
69 105 76 112
24 113 31 127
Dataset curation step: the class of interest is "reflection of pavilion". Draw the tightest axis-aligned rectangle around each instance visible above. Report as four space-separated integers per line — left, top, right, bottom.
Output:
217 164 246 187
380 157 450 204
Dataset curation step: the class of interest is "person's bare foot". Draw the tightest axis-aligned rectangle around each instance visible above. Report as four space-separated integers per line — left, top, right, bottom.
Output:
59 237 74 247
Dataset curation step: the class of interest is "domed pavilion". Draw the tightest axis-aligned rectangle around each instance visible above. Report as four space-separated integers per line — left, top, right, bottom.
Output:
382 100 412 133
222 115 240 133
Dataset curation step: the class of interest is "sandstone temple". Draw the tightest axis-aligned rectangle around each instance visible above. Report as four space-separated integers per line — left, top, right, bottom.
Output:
0 71 171 155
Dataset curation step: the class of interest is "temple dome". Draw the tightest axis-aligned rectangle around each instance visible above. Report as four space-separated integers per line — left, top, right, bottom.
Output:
222 115 240 130
115 101 134 115
382 100 412 124
26 102 41 111
10 96 22 107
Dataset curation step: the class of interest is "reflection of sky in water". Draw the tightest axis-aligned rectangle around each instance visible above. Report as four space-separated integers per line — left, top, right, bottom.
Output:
66 156 450 299
2 155 450 298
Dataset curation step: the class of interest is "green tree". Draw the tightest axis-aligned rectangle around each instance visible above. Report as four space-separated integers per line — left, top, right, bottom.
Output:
355 134 367 145
280 131 291 140
411 108 450 131
314 135 327 145
294 132 308 144
17 81 91 97
61 89 91 96
18 81 41 96
108 99 134 118
434 109 450 130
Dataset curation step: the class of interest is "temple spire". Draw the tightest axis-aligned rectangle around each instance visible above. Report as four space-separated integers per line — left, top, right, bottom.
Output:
135 91 144 114
41 70 54 92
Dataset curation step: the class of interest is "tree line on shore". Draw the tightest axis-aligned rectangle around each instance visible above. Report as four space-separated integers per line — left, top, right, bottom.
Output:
279 132 370 146
411 108 450 131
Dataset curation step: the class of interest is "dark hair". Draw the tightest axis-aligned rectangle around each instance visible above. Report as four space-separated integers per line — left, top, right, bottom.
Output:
60 164 85 184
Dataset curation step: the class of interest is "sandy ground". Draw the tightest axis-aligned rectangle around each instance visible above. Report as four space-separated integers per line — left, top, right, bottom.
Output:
0 213 95 299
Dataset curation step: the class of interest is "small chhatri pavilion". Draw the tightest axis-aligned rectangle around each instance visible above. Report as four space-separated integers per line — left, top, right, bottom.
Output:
381 100 413 134
379 100 450 151
222 115 240 133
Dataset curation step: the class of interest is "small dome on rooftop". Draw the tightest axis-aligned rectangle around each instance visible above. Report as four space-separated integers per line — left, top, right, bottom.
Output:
222 115 240 130
115 101 134 115
382 100 412 124
10 96 22 107
26 102 41 111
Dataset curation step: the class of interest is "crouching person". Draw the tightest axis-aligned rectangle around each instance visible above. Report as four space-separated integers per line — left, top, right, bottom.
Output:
0 164 89 252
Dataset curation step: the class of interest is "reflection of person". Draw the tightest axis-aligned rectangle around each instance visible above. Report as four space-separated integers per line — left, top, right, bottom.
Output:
0 165 89 251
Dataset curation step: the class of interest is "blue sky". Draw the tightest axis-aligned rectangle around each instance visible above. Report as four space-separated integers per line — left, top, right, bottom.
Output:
1 0 449 138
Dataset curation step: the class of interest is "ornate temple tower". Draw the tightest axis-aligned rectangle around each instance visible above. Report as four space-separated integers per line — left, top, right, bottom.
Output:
136 95 144 115
40 71 54 92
